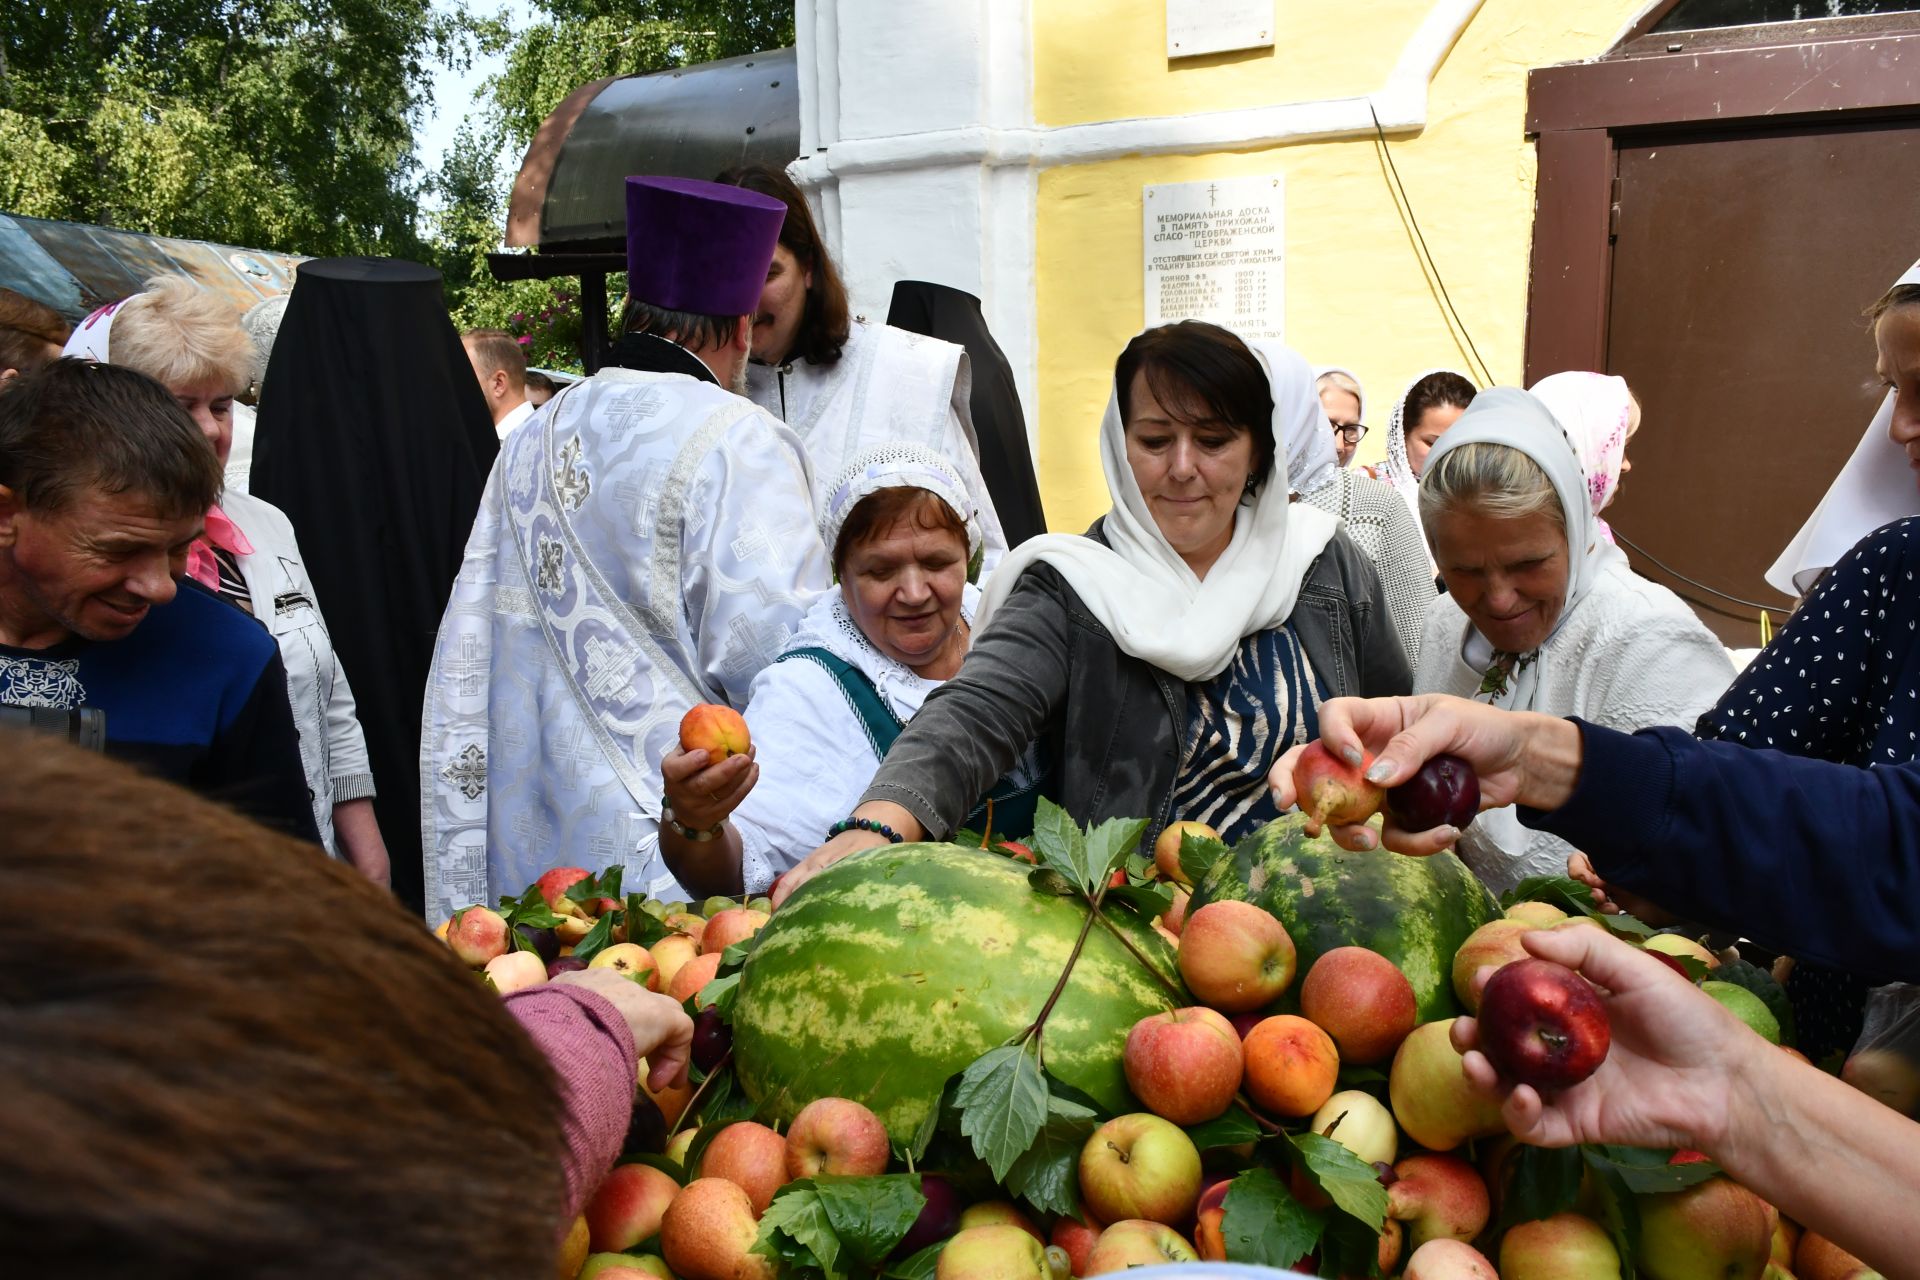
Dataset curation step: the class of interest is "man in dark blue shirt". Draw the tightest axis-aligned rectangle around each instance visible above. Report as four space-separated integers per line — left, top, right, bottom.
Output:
0 359 316 842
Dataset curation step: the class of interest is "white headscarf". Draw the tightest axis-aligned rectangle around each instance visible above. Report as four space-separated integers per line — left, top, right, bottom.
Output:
1424 387 1626 712
1382 368 1476 518
1766 255 1920 597
1285 371 1343 499
820 442 984 575
1528 371 1635 545
61 299 126 361
974 329 1338 683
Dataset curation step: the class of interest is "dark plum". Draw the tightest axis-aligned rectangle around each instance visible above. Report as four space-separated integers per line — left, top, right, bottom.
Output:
691 1005 732 1073
1384 753 1480 833
515 923 560 964
545 955 589 978
893 1174 963 1258
622 1090 668 1155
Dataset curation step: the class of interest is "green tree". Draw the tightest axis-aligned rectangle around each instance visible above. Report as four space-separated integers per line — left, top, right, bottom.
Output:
0 0 475 256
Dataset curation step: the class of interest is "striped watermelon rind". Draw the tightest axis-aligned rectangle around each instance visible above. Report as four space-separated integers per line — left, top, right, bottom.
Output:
1189 813 1499 1024
730 843 1185 1143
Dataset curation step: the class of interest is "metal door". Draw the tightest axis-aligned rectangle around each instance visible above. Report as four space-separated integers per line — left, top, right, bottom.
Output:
1601 120 1920 644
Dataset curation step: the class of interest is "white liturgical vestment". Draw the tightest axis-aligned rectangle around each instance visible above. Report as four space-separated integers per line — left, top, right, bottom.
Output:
421 367 828 921
745 319 1007 568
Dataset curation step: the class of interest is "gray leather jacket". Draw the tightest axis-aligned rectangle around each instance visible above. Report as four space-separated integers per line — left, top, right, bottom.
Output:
861 521 1412 846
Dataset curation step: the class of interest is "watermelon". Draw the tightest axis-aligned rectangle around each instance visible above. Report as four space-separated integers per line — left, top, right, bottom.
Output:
1188 813 1499 1023
730 843 1184 1143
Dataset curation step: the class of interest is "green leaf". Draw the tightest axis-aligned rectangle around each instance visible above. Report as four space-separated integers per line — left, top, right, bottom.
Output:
1317 1213 1385 1279
509 925 539 955
1178 830 1231 889
700 971 742 1013
1220 1168 1324 1269
953 1043 1050 1182
756 1184 843 1280
1288 1132 1388 1229
1103 882 1176 920
1027 867 1079 897
1582 1162 1641 1280
720 937 758 972
1501 874 1653 938
883 1243 945 1280
626 893 669 946
1184 1110 1264 1150
575 866 626 902
903 1078 953 1164
1581 1145 1722 1196
1004 1095 1098 1218
571 912 617 963
501 884 566 930
1084 816 1148 885
814 1175 928 1269
1495 1145 1583 1230
1031 799 1088 893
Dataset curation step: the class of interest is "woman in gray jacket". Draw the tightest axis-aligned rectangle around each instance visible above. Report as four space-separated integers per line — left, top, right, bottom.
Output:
772 322 1410 902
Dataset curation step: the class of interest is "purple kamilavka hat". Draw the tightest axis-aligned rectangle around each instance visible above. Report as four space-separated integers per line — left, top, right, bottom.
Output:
624 176 787 317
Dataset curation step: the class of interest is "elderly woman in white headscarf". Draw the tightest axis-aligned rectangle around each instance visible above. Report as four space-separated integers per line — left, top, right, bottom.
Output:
1294 371 1435 667
658 445 1044 896
770 321 1412 903
1529 371 1641 544
1412 388 1734 894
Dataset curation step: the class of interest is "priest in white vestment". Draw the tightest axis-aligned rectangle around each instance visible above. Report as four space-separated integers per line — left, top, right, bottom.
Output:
715 165 1009 570
421 177 830 921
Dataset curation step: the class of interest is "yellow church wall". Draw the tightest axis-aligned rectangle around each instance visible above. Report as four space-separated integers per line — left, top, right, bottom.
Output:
1030 0 1649 532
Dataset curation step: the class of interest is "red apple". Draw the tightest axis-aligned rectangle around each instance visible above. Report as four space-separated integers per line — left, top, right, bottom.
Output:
1050 1216 1104 1276
936 1224 1051 1280
1797 1230 1881 1280
681 704 750 758
1384 753 1479 833
1152 820 1220 885
1474 958 1612 1090
667 951 723 1003
1123 1006 1244 1125
1499 1212 1619 1279
1083 1220 1199 1274
1450 919 1534 1013
701 907 769 956
1388 1155 1491 1251
698 1120 788 1214
1242 1014 1339 1118
537 865 591 908
1298 946 1418 1064
1292 740 1384 834
1077 1113 1202 1227
1388 1020 1507 1151
785 1096 890 1179
584 1162 681 1252
1177 900 1296 1012
1635 1176 1773 1280
1403 1238 1499 1280
660 1178 774 1280
447 904 511 967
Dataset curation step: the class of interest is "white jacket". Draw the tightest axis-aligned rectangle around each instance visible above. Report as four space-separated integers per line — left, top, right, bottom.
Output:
219 489 375 855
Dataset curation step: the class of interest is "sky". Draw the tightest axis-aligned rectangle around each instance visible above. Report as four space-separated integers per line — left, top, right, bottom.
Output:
414 1 537 187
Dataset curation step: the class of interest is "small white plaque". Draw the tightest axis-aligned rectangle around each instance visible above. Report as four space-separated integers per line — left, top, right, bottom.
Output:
1143 174 1285 340
1166 0 1274 59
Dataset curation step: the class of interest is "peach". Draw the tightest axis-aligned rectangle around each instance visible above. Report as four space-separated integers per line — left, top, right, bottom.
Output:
447 904 511 968
1177 900 1297 1012
1450 919 1534 1013
701 908 769 956
1298 946 1418 1064
680 704 750 759
785 1097 891 1179
660 1177 773 1280
699 1121 788 1214
650 933 700 989
1123 1007 1244 1125
1242 1015 1339 1117
585 1162 681 1252
667 951 723 1004
1403 1238 1498 1280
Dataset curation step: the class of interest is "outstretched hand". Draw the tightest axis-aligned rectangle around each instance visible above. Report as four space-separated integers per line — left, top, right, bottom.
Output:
550 967 695 1093
1450 926 1763 1155
768 829 889 908
1269 694 1580 854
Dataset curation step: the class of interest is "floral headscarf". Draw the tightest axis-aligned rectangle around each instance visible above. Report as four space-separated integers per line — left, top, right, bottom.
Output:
1528 371 1635 544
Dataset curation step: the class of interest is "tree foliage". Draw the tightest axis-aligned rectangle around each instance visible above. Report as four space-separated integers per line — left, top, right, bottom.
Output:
1 0 475 257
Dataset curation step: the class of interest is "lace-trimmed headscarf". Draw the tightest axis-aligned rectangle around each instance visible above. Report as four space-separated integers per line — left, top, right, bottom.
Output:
821 443 984 582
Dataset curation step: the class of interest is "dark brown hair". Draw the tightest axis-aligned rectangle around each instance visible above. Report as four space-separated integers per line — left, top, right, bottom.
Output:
0 730 569 1279
1113 321 1276 487
622 297 747 352
832 487 969 577
714 164 851 365
1868 282 1920 324
1402 371 1477 433
462 326 528 389
0 287 69 376
0 359 221 519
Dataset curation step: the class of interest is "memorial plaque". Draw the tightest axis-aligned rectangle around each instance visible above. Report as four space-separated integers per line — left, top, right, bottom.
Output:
1143 174 1285 340
1166 0 1274 59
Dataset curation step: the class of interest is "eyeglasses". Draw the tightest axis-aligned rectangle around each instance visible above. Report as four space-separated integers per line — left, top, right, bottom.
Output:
1330 421 1368 445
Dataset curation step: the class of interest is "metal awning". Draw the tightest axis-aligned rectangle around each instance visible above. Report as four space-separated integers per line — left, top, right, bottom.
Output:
504 47 800 254
0 213 304 320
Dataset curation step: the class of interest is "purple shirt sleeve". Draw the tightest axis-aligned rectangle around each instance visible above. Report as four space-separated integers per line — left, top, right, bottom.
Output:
502 985 639 1219
1519 719 1920 984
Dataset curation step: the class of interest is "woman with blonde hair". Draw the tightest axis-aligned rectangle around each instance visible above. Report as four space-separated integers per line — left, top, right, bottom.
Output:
64 276 389 883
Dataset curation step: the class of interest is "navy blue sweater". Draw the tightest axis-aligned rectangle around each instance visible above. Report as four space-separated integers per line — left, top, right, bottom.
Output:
1521 719 1919 984
0 580 319 843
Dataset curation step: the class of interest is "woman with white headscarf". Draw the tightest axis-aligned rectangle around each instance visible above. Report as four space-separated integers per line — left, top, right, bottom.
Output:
1528 371 1641 544
659 444 1044 896
1296 368 1436 666
1373 368 1477 524
770 321 1411 902
1412 388 1734 894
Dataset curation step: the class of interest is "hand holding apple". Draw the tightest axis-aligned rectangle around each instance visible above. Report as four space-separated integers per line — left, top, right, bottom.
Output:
1291 740 1385 835
1473 957 1611 1091
550 967 695 1093
661 741 758 834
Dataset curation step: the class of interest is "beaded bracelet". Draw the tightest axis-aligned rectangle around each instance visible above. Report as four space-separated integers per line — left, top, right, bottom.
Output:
827 816 905 843
662 801 723 843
